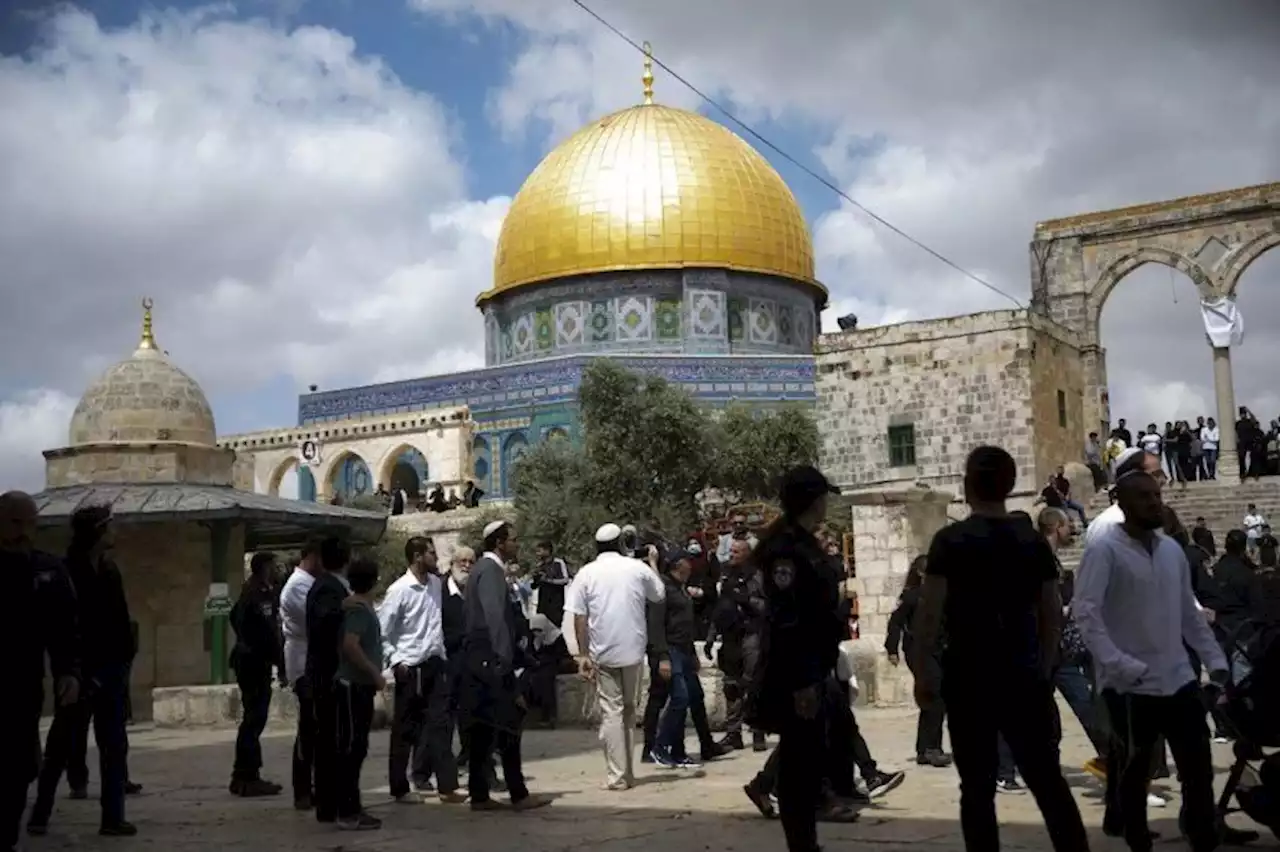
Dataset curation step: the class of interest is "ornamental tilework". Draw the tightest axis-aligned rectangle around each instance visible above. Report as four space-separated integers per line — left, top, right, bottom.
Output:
589 301 614 343
534 308 554 351
728 298 747 342
687 289 726 339
616 296 653 342
512 314 535 356
484 314 498 364
794 308 814 351
655 298 681 341
555 301 587 347
778 304 794 346
501 330 513 362
749 298 778 345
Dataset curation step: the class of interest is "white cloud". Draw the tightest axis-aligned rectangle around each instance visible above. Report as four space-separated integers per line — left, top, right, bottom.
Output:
0 390 78 491
414 0 1280 427
0 7 505 489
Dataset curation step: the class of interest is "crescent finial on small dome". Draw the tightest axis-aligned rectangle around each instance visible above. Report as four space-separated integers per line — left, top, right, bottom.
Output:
641 41 655 105
138 297 158 351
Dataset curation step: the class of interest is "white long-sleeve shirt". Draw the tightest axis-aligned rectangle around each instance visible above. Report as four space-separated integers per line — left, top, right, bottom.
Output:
279 567 316 685
1200 426 1220 451
378 569 446 668
1074 524 1225 696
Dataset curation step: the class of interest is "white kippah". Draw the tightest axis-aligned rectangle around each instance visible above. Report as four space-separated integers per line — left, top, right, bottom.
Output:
1115 447 1143 468
482 520 508 539
595 523 622 543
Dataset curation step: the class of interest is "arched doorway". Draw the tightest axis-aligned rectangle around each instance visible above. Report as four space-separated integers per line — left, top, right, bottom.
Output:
380 445 429 500
501 431 529 496
545 426 569 443
267 457 317 502
472 435 492 495
328 452 373 502
1032 181 1280 467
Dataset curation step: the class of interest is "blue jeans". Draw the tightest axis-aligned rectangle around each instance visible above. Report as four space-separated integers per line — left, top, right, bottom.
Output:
1202 449 1218 479
656 648 704 757
1054 663 1106 755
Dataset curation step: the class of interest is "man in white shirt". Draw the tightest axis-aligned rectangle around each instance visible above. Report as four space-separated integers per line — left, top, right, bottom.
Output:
1086 448 1165 545
378 536 465 804
1242 503 1266 559
566 523 666 791
1200 418 1221 480
278 540 320 809
1073 471 1228 852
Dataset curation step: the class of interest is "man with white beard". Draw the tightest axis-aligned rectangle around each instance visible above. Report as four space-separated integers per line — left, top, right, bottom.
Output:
566 524 666 790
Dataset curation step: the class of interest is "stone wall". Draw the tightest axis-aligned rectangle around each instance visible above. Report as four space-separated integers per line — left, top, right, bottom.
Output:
845 488 952 708
387 508 485 566
815 309 1085 499
44 443 236 488
37 521 244 720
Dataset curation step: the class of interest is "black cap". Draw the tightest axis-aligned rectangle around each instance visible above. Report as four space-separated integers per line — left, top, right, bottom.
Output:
779 465 840 516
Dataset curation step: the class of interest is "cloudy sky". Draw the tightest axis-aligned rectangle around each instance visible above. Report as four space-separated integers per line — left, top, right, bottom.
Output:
2 0 1279 490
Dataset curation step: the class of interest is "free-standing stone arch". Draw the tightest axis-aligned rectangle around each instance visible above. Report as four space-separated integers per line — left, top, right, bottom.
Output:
1030 180 1280 477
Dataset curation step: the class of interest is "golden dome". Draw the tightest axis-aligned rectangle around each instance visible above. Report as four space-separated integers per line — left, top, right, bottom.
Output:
483 100 821 303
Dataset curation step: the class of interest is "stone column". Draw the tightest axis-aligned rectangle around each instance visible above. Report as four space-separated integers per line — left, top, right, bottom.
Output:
1213 346 1239 483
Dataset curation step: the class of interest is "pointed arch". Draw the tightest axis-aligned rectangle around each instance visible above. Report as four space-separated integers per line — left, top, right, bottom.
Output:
1089 246 1217 314
376 443 429 499
1223 230 1280 296
322 450 373 501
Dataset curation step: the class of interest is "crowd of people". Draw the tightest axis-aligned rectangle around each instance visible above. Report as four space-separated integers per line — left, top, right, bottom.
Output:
1085 407 1280 491
9 435 1280 852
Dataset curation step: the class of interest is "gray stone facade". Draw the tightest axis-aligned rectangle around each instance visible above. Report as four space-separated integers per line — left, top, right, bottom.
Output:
814 309 1085 500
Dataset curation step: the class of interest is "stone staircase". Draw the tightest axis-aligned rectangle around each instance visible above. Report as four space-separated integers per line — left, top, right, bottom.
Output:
1057 478 1280 572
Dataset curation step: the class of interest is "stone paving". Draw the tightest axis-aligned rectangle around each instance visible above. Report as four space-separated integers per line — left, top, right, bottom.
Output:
21 707 1276 852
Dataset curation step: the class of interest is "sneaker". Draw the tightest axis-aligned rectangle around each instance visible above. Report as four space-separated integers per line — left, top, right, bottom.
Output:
231 778 281 798
1212 734 1231 744
336 812 382 831
752 733 768 753
996 778 1026 795
718 733 745 750
604 778 632 791
470 799 509 811
674 756 703 770
640 750 655 764
1146 792 1167 808
649 749 680 769
438 791 468 804
700 742 730 761
394 792 424 804
99 821 138 837
865 770 906 799
413 779 435 793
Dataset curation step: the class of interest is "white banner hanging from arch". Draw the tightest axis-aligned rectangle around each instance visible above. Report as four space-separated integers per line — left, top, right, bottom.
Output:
1200 296 1244 349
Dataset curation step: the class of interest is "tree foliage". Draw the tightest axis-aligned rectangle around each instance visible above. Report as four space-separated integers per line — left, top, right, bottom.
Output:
498 360 819 566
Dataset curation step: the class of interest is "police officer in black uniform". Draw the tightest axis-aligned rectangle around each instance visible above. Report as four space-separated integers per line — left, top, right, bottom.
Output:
229 551 285 797
748 466 843 852
1 490 80 852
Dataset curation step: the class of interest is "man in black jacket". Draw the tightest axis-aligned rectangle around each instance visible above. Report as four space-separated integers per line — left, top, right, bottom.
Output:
1 491 80 852
648 548 723 768
305 537 351 824
229 552 284 797
28 504 136 838
1201 530 1267 684
709 538 768 752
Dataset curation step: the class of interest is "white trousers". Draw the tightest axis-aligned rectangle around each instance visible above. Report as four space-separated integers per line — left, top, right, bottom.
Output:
595 663 641 787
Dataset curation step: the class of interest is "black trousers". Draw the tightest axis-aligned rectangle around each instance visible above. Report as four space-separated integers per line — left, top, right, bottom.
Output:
1101 684 1218 852
466 723 528 804
1 712 40 851
334 681 375 820
233 660 273 781
31 670 129 829
641 655 714 757
908 654 946 755
311 680 340 822
389 657 458 797
946 674 1088 852
756 678 875 799
777 708 827 852
292 676 316 801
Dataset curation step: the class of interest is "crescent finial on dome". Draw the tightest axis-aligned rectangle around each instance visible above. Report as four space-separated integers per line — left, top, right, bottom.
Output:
138 296 158 351
641 41 654 105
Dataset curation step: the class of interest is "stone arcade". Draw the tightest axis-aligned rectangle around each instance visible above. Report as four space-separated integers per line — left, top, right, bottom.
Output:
29 301 386 719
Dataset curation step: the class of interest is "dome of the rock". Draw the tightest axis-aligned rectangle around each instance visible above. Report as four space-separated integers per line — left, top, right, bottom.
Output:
482 102 821 304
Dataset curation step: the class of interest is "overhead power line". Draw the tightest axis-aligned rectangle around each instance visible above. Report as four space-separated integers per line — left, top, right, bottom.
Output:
568 0 1025 309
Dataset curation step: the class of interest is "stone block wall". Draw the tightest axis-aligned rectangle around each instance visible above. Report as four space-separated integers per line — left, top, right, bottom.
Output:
387 508 483 566
815 309 1086 500
44 443 236 488
37 521 243 721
